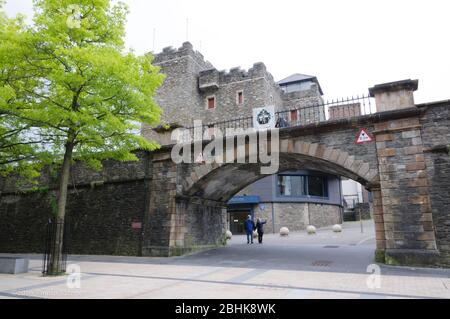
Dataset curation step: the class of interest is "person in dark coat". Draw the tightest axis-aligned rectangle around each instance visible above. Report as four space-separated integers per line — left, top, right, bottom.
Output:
244 215 256 244
256 218 268 244
275 117 289 128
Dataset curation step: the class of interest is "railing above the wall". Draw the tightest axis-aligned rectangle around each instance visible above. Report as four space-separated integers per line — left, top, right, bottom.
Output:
183 94 375 139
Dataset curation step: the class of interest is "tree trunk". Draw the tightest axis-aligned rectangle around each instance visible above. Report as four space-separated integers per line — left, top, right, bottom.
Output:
48 141 74 275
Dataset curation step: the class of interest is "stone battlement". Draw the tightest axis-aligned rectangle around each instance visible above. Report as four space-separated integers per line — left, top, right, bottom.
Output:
199 62 280 91
153 42 214 69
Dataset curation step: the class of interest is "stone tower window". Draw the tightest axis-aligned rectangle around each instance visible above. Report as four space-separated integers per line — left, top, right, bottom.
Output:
206 96 215 109
236 91 244 105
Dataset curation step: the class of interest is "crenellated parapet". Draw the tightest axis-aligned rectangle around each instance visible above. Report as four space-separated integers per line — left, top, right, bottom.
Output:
198 62 278 92
153 41 214 70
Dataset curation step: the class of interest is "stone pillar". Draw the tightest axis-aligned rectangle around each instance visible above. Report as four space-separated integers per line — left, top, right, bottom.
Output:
369 79 418 112
371 80 439 265
142 152 178 257
371 187 387 262
142 151 227 257
175 197 228 255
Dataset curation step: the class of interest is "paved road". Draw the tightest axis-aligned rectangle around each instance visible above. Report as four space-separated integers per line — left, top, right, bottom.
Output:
176 221 376 274
1 221 450 299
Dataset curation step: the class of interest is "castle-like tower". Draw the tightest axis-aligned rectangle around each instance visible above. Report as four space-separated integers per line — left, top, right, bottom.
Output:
141 42 324 142
142 42 344 234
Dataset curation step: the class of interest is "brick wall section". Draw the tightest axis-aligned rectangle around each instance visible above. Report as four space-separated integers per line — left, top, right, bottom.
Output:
329 103 362 120
420 102 450 265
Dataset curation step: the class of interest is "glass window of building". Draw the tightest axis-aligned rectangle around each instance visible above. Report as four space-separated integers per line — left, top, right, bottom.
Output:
278 175 306 196
278 174 328 198
308 176 328 197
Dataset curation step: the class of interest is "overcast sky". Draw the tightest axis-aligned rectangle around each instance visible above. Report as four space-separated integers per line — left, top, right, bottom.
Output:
5 0 450 103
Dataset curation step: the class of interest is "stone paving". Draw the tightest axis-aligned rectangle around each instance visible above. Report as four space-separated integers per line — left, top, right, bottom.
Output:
1 221 449 299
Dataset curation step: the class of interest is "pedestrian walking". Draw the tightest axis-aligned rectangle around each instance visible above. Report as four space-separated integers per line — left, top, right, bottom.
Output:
244 215 256 244
256 218 267 244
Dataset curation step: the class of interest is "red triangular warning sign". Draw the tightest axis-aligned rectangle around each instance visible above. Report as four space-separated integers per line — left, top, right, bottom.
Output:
355 128 373 144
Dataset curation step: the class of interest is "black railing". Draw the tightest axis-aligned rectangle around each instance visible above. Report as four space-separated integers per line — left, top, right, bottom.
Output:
42 218 69 276
183 94 374 140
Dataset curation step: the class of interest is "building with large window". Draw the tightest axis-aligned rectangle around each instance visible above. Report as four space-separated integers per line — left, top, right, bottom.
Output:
142 42 366 234
228 171 343 234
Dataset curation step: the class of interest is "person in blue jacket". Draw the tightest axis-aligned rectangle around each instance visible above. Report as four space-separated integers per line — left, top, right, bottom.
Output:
244 215 256 244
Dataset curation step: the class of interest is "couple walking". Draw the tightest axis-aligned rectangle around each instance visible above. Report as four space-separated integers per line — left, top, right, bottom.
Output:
244 215 267 244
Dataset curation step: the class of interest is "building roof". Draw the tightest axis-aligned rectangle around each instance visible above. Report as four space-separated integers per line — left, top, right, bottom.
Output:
277 73 315 84
277 73 324 95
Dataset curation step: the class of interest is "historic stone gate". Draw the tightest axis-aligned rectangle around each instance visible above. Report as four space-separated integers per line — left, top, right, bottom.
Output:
143 80 449 267
1 80 449 267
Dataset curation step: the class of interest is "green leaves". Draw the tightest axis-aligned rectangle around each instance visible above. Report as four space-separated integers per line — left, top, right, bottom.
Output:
0 0 164 178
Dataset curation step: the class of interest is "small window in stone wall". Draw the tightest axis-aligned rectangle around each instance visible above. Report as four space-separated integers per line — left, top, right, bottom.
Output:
290 110 298 124
207 96 215 109
237 91 244 105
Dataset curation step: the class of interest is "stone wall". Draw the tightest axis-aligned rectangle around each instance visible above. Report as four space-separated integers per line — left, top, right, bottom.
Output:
0 180 148 256
373 111 441 265
0 151 152 256
420 101 450 265
182 199 227 252
308 203 342 227
253 202 341 234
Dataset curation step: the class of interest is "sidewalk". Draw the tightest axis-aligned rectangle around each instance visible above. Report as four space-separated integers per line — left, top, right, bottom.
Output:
1 221 449 299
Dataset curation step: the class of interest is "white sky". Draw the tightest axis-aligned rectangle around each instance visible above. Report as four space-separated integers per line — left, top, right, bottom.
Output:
5 0 450 103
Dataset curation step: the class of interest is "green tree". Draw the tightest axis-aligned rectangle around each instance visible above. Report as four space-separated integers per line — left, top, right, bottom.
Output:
1 0 164 274
0 0 47 178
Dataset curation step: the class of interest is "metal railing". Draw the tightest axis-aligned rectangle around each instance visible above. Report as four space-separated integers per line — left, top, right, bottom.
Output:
183 94 374 140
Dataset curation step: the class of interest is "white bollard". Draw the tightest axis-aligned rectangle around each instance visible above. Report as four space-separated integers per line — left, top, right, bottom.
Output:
306 225 317 235
279 227 289 236
332 224 343 233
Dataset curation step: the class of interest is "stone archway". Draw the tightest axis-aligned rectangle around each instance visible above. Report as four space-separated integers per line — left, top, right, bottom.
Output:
185 141 379 201
144 109 441 267
180 144 385 260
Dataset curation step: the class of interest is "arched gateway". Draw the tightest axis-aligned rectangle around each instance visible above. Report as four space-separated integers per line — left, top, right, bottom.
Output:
144 81 448 267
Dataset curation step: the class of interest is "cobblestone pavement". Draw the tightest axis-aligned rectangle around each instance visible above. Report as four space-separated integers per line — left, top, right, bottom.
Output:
1 221 449 299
